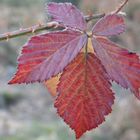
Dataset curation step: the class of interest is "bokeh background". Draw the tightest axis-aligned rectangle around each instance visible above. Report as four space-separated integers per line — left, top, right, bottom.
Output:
0 0 140 140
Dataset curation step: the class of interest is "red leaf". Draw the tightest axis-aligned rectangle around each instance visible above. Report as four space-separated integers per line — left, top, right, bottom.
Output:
92 37 140 99
92 14 125 36
46 2 87 30
55 53 115 139
9 30 87 84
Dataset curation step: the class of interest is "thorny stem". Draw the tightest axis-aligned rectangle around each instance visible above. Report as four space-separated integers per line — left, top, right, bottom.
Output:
0 14 104 42
0 22 64 42
0 0 128 42
114 0 128 13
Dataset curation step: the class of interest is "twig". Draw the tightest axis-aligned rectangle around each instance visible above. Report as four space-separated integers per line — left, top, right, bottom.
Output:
114 0 128 13
0 14 105 42
0 0 128 42
0 22 62 42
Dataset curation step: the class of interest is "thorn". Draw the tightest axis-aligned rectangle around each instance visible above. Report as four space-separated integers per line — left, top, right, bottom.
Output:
19 23 24 31
6 33 10 42
32 29 35 33
38 21 43 27
31 27 36 35
47 21 59 28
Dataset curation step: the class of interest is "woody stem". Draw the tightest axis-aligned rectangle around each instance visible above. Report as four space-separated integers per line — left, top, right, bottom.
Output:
0 0 129 42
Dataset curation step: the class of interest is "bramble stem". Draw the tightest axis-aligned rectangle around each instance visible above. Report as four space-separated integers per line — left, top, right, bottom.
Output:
114 0 128 13
0 22 63 42
0 14 105 42
0 0 128 42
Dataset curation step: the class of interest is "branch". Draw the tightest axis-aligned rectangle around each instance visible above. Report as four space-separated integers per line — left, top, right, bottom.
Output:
0 0 128 42
114 0 128 13
0 22 63 42
0 14 105 42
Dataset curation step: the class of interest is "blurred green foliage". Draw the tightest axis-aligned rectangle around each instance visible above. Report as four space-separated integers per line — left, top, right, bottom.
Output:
2 91 22 107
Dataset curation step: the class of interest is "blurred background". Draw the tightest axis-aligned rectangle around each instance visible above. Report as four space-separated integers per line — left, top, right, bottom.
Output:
0 0 140 140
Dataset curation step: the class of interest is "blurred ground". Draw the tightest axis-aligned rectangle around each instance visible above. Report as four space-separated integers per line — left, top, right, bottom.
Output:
0 0 140 140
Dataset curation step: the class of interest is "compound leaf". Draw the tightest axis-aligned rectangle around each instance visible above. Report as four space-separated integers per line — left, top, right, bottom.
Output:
92 14 125 36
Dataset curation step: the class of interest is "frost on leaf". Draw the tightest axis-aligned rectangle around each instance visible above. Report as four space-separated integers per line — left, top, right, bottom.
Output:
9 30 87 84
55 53 115 139
92 37 140 99
46 2 87 30
92 14 125 36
